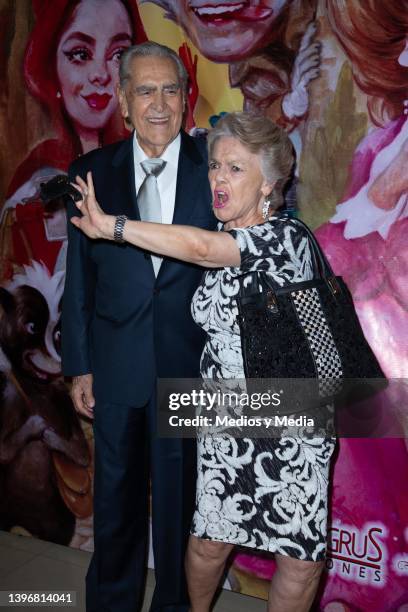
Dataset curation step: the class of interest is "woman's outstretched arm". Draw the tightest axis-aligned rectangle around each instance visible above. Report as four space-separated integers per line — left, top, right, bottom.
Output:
71 172 240 268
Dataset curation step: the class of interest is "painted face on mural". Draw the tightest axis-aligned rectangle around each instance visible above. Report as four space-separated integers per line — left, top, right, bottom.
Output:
142 0 290 61
56 0 132 132
118 55 185 157
208 136 272 229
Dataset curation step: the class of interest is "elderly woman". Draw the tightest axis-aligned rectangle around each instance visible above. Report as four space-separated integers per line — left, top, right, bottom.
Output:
72 112 335 612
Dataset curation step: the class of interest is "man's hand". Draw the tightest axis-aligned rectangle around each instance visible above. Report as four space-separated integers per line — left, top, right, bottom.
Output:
71 374 95 419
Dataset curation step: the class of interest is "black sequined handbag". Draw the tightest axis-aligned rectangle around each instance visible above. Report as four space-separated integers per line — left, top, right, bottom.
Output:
235 216 387 408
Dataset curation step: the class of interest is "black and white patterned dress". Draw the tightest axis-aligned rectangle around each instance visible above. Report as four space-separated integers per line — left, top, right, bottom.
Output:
190 217 336 561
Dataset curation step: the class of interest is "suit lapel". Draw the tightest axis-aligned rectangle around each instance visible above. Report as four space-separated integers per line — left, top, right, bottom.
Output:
172 131 206 226
110 135 156 278
110 131 206 224
111 134 140 221
156 131 209 281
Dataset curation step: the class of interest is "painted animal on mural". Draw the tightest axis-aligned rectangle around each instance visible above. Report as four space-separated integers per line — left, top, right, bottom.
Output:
0 262 91 545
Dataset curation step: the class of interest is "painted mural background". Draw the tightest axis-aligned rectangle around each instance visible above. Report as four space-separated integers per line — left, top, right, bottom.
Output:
0 1 407 609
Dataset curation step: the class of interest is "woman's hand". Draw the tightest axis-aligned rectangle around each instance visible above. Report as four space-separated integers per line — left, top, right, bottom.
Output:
71 171 240 267
71 172 115 240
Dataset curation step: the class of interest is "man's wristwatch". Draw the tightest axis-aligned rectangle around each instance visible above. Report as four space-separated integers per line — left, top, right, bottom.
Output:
113 215 128 243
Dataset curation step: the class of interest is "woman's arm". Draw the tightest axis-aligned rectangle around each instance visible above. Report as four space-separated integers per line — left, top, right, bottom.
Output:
122 220 240 268
71 172 240 268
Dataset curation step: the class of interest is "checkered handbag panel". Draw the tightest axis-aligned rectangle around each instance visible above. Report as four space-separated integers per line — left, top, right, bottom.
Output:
291 287 343 397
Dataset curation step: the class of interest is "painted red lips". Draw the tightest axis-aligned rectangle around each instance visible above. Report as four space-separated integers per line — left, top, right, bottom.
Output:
83 93 112 111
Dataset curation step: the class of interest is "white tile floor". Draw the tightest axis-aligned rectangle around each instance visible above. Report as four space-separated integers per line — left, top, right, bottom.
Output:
0 531 266 611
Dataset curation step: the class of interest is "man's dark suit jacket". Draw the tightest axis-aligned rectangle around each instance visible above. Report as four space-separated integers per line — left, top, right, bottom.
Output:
61 130 215 401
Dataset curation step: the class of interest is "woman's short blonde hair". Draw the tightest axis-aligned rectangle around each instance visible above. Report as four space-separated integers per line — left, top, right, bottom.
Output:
207 112 294 210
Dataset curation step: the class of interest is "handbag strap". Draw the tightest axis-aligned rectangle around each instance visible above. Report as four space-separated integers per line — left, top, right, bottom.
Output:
236 214 340 298
280 213 335 280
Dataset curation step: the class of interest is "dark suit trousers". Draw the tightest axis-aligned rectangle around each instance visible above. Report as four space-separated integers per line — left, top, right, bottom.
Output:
86 395 196 612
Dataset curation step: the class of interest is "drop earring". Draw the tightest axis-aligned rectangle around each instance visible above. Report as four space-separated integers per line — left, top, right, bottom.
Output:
56 91 61 99
262 199 271 220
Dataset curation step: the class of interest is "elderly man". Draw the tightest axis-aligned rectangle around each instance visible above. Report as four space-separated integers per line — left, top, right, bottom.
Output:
62 42 214 612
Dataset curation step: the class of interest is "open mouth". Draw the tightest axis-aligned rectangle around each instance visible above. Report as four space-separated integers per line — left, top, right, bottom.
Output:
189 1 273 23
214 190 229 208
82 93 112 111
147 117 170 125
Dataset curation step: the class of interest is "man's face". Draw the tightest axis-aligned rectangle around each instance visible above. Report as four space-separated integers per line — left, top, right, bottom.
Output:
142 0 290 62
118 55 185 157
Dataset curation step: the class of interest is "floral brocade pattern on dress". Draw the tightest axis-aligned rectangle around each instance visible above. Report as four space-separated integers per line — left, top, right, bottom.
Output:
190 217 336 561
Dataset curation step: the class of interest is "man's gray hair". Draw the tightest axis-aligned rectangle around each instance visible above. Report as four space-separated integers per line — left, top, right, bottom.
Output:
119 41 188 93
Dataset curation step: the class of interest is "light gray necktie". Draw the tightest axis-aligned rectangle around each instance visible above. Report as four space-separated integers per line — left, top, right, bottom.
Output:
138 158 166 275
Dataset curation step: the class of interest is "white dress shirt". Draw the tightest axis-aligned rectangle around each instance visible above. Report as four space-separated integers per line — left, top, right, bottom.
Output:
133 132 181 224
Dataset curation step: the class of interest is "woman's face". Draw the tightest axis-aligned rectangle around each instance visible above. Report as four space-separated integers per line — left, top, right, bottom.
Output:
146 0 289 61
56 0 132 131
209 136 272 230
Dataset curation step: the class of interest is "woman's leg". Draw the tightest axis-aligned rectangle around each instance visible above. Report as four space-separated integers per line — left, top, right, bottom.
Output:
268 554 324 612
185 535 234 612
